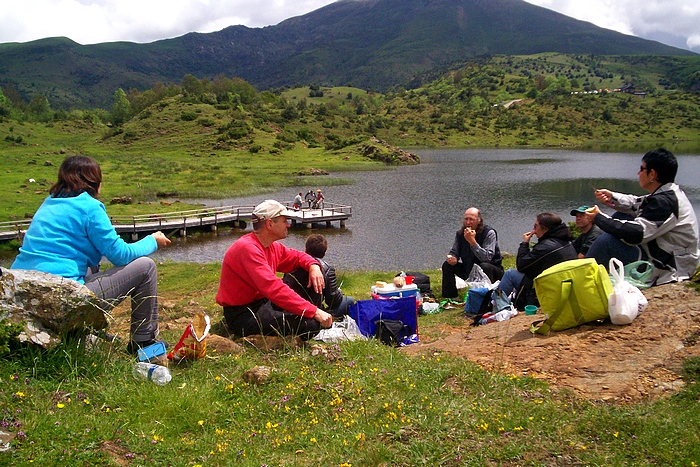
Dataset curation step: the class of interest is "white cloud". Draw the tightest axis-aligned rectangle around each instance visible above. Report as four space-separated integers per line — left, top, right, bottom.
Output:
689 34 700 50
0 0 336 45
523 0 700 52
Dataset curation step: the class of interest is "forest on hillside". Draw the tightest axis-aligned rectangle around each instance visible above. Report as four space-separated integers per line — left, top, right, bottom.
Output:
2 54 700 152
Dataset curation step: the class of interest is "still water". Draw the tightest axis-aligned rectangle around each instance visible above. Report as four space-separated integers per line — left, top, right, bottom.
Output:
149 148 700 271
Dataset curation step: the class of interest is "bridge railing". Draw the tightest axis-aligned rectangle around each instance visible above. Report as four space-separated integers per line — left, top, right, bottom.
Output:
0 220 32 241
0 203 351 240
282 201 352 220
109 205 255 225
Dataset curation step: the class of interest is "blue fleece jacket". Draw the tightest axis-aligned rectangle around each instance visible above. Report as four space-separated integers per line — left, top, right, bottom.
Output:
11 192 157 283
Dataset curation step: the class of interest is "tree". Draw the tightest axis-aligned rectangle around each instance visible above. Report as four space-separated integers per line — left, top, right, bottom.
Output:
281 104 298 121
111 88 131 125
0 87 11 118
28 94 52 122
181 74 203 97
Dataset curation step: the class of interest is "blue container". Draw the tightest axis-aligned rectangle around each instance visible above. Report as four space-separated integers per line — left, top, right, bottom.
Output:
137 341 167 362
465 287 491 314
370 283 419 299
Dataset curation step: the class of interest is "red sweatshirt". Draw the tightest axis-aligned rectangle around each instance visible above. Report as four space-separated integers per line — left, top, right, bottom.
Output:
216 233 319 317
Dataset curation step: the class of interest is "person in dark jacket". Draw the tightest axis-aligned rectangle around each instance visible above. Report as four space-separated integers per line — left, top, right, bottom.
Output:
283 234 355 317
441 207 503 299
585 148 699 285
570 205 602 258
499 212 577 307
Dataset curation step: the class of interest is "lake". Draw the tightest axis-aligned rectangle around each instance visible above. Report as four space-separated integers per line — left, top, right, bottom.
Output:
147 148 700 271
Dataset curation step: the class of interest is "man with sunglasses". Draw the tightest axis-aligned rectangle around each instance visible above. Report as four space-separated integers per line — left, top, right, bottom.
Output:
584 148 699 285
216 200 333 339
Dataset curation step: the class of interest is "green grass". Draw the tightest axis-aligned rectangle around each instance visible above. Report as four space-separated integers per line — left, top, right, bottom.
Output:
2 262 700 466
0 113 377 221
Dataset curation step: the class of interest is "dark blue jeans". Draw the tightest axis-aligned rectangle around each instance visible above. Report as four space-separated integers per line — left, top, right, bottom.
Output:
585 232 641 268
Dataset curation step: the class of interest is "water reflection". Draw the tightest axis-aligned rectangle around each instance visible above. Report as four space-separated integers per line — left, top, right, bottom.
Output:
149 148 700 271
4 149 699 272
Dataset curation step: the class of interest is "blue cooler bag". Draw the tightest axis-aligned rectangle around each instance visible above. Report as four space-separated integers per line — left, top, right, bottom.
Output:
349 296 418 339
465 287 491 314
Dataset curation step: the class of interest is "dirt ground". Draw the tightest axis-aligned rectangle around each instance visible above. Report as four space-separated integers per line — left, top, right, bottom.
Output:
110 282 700 404
402 281 700 403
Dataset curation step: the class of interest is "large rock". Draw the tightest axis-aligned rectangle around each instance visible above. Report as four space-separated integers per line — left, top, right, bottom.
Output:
0 267 107 348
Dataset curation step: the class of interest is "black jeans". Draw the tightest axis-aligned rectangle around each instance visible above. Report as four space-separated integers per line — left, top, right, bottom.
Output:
223 298 321 340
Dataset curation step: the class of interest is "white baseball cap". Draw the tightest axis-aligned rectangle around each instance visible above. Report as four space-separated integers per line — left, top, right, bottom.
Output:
252 199 293 222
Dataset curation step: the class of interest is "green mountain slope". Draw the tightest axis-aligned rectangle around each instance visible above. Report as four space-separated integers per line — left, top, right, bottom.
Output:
0 0 695 110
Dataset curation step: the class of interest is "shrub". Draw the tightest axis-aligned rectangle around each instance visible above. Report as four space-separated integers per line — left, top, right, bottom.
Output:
180 111 198 121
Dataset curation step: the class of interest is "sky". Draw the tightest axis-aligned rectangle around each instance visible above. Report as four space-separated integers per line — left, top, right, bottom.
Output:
0 0 698 53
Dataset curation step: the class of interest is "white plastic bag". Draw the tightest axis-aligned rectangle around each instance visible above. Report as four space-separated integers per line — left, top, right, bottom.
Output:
465 264 493 289
455 275 468 290
608 258 648 325
314 316 367 343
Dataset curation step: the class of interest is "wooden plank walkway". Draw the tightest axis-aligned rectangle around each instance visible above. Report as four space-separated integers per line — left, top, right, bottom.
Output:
0 202 352 242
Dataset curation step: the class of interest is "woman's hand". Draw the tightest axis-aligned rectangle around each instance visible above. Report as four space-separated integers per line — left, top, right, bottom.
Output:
522 230 535 243
594 189 614 206
151 231 172 248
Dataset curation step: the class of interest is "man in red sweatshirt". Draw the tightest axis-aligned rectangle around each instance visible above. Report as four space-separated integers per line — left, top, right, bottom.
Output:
216 199 333 339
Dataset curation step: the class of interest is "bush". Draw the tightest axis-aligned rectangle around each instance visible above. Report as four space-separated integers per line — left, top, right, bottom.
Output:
0 320 23 357
180 111 198 121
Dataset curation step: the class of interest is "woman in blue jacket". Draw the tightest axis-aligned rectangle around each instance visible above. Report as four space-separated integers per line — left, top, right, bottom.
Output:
12 156 171 353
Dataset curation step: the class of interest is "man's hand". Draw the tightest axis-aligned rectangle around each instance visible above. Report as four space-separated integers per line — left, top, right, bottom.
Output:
446 254 458 266
308 264 325 294
314 308 333 328
463 227 477 246
583 205 601 222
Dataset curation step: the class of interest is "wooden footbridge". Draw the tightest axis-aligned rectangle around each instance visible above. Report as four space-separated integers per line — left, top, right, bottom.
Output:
0 202 352 242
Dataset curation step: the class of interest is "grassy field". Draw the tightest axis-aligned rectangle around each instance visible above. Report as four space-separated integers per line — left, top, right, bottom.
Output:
0 114 379 222
1 263 700 466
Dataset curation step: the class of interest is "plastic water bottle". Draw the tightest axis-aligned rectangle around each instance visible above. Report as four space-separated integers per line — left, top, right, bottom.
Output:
132 362 172 386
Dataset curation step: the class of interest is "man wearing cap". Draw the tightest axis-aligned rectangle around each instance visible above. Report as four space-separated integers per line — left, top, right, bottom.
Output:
216 199 333 339
570 205 602 258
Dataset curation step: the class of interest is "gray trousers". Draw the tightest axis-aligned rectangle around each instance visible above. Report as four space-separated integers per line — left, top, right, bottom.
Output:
84 256 159 343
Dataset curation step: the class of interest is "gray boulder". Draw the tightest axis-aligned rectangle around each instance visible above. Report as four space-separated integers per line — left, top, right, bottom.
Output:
0 267 107 348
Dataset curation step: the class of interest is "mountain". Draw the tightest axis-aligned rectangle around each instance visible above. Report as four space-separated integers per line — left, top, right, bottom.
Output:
0 0 695 109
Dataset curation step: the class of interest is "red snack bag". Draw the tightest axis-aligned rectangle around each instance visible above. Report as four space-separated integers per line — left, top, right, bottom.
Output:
167 312 211 361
